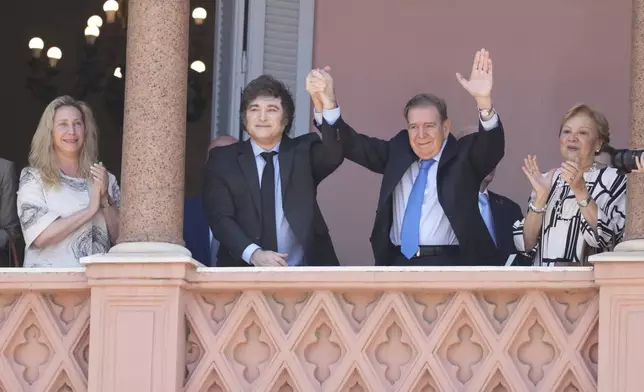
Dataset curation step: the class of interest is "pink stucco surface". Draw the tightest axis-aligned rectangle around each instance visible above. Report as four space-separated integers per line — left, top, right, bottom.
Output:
312 0 632 265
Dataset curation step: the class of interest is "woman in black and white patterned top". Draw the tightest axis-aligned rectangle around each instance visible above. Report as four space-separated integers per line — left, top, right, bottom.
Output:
513 103 642 265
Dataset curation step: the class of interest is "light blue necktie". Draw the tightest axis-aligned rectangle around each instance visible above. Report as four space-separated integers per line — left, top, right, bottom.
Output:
209 230 218 266
479 193 497 246
400 159 435 259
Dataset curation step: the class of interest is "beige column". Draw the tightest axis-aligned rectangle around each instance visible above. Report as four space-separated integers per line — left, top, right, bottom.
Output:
617 0 644 251
82 254 197 392
114 0 190 253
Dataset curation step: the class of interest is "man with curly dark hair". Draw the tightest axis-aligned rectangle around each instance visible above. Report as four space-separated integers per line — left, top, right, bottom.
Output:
203 74 344 267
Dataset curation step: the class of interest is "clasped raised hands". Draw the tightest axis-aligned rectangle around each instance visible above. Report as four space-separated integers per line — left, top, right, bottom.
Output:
306 66 336 111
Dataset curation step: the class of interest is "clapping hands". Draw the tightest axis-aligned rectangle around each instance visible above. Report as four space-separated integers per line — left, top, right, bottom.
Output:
89 162 109 212
521 155 555 202
560 158 587 194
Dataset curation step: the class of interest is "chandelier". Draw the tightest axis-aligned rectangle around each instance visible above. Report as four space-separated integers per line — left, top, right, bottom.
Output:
26 1 211 124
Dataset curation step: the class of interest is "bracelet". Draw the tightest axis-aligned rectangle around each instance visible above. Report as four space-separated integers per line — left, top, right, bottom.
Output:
528 201 547 214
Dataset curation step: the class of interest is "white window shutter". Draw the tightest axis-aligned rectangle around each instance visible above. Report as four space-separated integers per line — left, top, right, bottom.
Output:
211 0 247 139
247 0 315 137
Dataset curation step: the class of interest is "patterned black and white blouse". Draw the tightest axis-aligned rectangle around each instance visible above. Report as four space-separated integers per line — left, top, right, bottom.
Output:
17 167 121 268
513 166 627 264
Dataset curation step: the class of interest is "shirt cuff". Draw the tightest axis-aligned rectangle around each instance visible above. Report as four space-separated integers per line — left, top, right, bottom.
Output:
313 107 341 126
241 243 261 264
480 112 499 131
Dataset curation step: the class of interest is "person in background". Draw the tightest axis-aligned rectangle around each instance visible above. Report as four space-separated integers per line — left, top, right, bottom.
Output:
478 169 531 265
183 135 238 266
514 103 630 265
0 157 21 267
17 96 120 268
453 125 528 265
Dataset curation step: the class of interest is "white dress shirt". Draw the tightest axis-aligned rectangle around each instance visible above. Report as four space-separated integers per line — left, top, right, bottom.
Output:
241 140 305 265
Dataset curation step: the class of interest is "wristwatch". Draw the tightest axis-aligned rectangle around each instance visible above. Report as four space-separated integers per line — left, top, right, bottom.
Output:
479 106 495 120
577 195 592 207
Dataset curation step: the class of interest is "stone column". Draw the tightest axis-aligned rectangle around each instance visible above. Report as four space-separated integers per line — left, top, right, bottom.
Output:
114 0 190 253
592 254 644 391
82 254 197 392
617 0 644 251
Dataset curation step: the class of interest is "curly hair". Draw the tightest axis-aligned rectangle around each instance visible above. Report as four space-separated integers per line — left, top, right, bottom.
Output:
28 95 99 187
240 74 295 135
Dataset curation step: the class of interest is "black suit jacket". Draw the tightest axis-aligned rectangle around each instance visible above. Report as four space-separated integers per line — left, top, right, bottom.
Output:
0 158 20 267
332 117 505 266
202 121 343 267
487 191 525 265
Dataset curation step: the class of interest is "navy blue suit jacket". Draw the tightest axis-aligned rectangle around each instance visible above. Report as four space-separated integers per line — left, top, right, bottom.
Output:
183 195 212 266
488 191 531 265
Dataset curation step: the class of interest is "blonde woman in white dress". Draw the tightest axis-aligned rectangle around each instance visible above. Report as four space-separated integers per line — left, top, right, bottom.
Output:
513 103 642 266
17 96 120 268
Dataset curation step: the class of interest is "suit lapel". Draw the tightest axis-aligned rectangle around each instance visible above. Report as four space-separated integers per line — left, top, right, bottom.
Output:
237 141 262 215
278 135 295 198
437 134 459 172
489 193 502 233
378 133 415 210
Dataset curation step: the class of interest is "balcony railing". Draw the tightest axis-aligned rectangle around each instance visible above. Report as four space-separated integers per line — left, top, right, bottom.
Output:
0 253 640 392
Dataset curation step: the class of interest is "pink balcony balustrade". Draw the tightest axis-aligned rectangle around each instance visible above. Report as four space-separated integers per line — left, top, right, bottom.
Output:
0 254 642 392
0 270 89 391
182 267 599 391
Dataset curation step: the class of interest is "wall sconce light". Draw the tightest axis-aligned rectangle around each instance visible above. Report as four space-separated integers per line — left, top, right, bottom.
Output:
190 60 206 73
103 0 119 23
88 15 104 28
28 37 45 59
84 25 100 45
46 47 62 67
192 7 207 25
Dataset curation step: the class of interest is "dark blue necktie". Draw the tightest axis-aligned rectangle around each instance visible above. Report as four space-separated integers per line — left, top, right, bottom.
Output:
400 159 435 259
260 151 278 252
